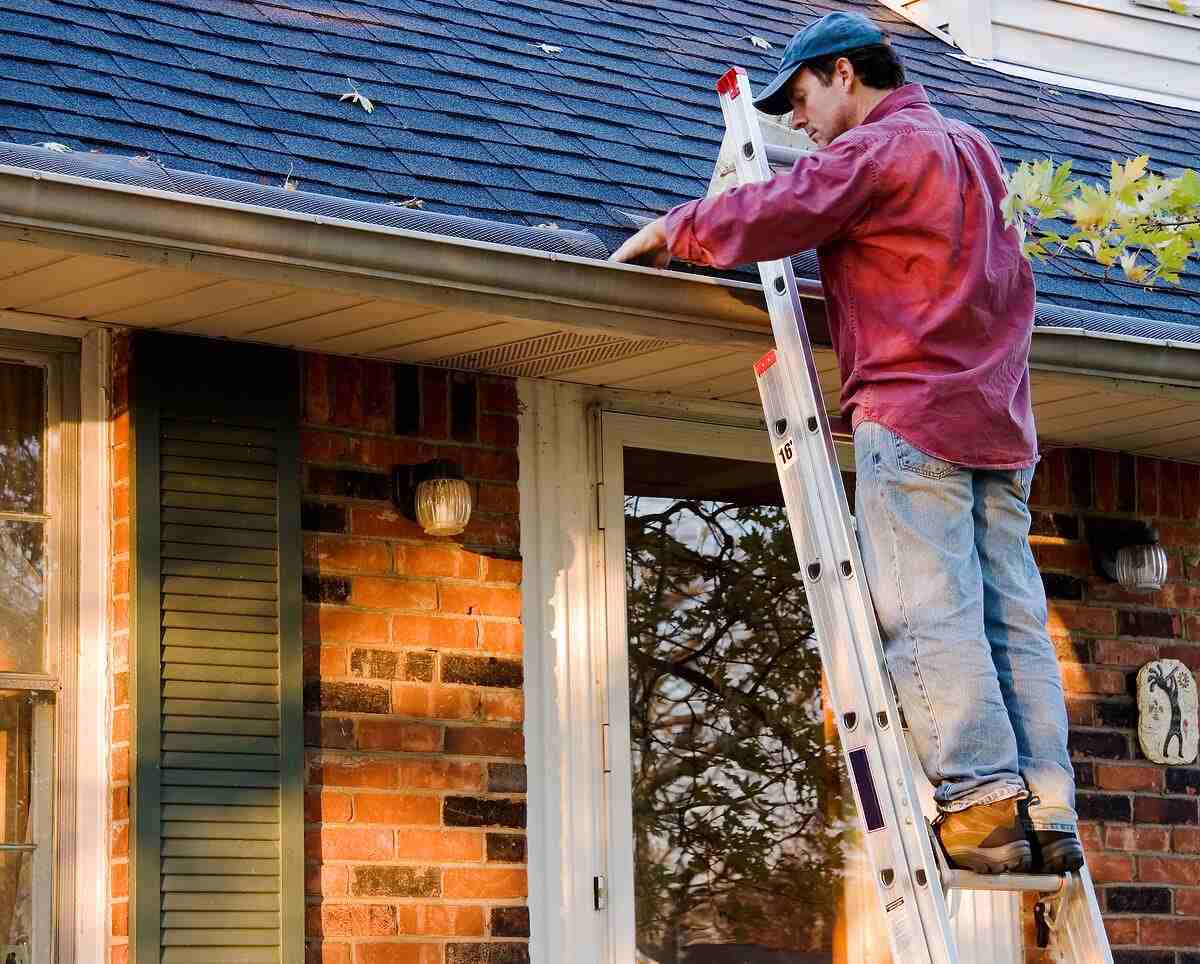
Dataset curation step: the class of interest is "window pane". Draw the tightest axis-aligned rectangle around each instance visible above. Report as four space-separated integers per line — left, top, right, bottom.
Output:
0 691 34 950
0 363 44 515
0 523 44 675
625 450 843 961
623 447 890 964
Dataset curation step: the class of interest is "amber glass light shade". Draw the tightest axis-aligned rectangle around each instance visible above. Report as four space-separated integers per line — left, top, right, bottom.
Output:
415 477 472 536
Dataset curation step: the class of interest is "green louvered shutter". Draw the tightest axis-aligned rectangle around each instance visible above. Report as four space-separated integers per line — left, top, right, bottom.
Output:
133 334 303 964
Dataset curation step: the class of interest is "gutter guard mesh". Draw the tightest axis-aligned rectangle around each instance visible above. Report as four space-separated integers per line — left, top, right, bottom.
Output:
0 141 610 260
1035 301 1200 346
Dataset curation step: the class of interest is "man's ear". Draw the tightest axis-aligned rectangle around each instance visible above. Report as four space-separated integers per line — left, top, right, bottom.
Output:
837 56 855 90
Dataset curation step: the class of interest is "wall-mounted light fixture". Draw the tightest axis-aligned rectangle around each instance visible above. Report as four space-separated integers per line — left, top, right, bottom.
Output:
1087 516 1169 593
393 459 473 537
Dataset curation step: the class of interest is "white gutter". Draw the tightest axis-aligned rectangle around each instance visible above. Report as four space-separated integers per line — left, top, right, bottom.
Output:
0 163 790 351
1 164 1198 389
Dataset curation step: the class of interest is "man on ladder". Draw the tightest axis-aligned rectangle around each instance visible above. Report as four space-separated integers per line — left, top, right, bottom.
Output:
612 11 1082 878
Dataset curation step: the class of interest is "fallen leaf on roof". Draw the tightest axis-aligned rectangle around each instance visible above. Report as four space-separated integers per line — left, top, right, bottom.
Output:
388 197 425 208
744 34 773 50
530 42 563 54
34 141 71 152
535 222 560 230
339 78 375 113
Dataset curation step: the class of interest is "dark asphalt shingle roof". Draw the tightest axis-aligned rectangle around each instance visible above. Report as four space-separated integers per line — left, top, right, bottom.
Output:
1 0 1199 326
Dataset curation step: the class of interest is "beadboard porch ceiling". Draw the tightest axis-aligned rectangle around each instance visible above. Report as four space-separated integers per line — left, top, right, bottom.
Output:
4 234 1200 462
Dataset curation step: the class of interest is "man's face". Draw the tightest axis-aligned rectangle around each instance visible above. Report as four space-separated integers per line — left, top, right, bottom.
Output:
787 64 856 147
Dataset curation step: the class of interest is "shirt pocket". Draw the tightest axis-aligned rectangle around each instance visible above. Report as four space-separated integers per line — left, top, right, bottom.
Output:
891 431 959 480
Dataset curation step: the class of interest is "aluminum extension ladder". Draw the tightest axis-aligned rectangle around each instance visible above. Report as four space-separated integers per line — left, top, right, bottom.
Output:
715 66 1112 964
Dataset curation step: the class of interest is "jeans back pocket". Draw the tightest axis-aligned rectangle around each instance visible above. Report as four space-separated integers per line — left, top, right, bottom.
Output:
892 431 959 480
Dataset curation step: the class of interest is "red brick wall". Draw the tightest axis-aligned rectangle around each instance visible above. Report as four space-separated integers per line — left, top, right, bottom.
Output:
301 355 527 964
109 331 132 964
1022 449 1200 963
111 336 1200 961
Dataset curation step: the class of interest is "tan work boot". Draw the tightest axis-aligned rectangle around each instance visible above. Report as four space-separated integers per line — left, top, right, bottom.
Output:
935 798 1032 874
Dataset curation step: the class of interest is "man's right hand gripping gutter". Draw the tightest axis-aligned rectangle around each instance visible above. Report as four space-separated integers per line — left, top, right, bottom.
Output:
612 11 1083 877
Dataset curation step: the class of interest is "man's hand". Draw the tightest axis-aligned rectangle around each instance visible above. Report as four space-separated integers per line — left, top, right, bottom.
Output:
609 216 671 268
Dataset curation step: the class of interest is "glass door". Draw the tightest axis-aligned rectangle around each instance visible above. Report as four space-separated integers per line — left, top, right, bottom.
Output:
600 414 885 964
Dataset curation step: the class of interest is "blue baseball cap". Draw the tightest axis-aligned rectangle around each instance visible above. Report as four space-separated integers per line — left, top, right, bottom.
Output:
752 12 886 115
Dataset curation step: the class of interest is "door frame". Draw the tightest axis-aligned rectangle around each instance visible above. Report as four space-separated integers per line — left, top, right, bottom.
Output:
0 324 109 964
519 387 1020 964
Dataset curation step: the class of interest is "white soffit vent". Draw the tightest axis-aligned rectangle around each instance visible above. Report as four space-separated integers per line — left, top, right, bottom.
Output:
433 330 678 378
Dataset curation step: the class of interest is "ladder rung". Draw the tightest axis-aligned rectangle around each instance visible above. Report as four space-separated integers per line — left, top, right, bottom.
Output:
942 868 1066 894
765 143 805 168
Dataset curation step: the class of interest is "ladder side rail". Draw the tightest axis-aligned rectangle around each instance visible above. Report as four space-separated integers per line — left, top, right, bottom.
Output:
715 66 957 964
767 334 961 958
756 363 954 964
1049 869 1113 964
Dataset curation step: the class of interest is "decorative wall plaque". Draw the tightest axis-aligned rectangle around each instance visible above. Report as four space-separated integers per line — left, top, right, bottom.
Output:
1137 659 1199 766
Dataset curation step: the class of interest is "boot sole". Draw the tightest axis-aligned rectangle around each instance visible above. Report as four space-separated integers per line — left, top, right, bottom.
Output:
944 840 1032 875
1038 838 1085 875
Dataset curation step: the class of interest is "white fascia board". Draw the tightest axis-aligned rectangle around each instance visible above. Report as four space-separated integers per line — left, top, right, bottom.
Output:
875 0 960 46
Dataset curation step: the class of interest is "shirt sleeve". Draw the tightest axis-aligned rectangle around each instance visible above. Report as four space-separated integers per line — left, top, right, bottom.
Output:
664 134 880 268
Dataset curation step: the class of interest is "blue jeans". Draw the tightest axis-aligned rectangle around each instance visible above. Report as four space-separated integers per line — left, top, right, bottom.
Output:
853 421 1077 833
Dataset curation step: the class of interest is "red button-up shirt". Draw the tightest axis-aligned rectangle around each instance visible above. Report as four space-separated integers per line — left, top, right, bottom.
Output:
665 84 1038 469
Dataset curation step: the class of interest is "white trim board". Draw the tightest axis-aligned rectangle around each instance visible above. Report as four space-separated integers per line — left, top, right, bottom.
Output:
876 0 959 46
0 330 108 963
878 0 1200 111
76 329 110 964
520 379 609 964
953 53 1200 112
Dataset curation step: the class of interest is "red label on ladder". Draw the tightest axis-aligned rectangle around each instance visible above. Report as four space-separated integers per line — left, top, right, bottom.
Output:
754 349 777 376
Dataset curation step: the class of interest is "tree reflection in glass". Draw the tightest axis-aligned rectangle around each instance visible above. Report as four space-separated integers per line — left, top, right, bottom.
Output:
626 493 848 964
0 525 42 675
0 363 45 674
0 692 33 947
0 363 43 515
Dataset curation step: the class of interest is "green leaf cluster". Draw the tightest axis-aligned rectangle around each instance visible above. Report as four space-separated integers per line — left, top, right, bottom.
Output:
1002 156 1200 285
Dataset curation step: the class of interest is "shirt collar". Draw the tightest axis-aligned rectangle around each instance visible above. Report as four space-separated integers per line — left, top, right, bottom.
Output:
861 83 931 126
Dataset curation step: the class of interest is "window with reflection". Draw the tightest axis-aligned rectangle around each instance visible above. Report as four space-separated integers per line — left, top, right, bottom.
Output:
0 356 57 961
0 692 33 945
622 447 887 964
0 363 46 676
